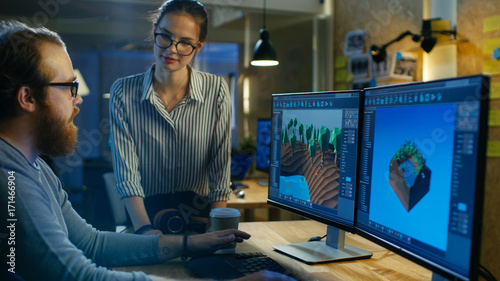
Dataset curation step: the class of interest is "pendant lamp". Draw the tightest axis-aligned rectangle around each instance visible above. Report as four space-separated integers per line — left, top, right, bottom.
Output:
251 0 279 66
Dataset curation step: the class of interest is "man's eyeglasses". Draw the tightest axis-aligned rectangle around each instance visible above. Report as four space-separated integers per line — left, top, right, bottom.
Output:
48 81 79 98
154 33 198 56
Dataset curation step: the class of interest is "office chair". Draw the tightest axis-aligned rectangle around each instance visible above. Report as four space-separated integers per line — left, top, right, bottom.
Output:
102 172 129 232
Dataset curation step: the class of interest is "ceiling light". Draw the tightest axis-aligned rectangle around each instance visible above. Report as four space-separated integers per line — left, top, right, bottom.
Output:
251 0 279 67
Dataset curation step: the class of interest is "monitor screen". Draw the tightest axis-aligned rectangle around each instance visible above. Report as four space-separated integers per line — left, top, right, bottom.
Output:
356 75 489 280
255 118 271 173
268 90 372 263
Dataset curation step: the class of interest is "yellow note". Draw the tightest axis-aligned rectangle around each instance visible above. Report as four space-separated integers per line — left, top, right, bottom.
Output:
487 141 500 158
335 56 348 69
483 14 500 33
489 110 500 126
335 69 347 82
347 73 354 82
491 82 500 99
335 84 349 91
483 38 500 56
483 60 500 75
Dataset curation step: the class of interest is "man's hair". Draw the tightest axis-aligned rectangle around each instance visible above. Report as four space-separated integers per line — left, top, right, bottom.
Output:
0 20 65 120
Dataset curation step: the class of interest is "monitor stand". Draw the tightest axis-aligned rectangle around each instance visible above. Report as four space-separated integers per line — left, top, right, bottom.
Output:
272 225 372 264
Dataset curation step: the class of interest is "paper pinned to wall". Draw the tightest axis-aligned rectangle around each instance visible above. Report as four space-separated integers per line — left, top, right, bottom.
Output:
483 14 500 33
344 29 365 56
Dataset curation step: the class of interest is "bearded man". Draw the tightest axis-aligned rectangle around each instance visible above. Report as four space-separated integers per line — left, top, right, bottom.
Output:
0 20 292 281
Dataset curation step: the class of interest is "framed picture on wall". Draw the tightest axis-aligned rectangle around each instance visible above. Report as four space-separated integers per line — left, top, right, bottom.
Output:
390 51 417 80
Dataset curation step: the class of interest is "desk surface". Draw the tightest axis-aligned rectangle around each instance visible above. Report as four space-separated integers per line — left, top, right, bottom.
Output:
115 220 432 280
227 179 269 209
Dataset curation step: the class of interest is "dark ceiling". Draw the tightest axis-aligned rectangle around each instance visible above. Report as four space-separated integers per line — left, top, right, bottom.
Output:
1 0 319 51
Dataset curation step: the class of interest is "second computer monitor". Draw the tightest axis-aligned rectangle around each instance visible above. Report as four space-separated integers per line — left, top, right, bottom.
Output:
356 75 489 280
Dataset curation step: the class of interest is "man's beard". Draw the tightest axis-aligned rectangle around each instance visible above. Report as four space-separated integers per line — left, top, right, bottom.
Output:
35 103 79 158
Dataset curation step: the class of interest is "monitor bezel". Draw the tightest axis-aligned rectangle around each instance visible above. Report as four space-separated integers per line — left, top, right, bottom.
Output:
267 89 363 234
255 118 272 174
354 75 490 281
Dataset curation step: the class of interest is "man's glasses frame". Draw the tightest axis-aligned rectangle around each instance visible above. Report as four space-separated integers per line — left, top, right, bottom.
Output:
48 81 79 98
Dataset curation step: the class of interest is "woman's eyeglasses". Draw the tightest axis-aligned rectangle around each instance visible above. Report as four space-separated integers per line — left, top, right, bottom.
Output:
154 33 198 56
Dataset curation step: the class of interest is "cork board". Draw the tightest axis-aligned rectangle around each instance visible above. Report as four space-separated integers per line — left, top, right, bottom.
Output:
457 1 500 279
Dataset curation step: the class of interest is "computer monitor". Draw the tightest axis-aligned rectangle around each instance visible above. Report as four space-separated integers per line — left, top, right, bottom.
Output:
356 75 489 281
267 90 372 263
255 119 271 185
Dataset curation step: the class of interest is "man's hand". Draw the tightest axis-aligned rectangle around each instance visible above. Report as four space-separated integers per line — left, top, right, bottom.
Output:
188 229 251 256
157 229 251 261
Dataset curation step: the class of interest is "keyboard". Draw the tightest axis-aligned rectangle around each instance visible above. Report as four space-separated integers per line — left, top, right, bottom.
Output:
186 252 296 280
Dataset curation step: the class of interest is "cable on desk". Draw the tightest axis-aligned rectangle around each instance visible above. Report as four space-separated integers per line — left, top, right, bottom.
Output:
308 234 327 242
479 264 497 281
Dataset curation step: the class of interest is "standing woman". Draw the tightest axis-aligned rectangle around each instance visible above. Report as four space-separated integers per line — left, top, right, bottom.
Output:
110 0 232 235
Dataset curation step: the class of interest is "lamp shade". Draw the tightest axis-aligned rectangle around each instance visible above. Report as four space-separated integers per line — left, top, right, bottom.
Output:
74 69 90 96
251 29 279 66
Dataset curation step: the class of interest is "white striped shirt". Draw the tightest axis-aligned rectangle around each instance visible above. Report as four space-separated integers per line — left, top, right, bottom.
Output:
109 65 232 202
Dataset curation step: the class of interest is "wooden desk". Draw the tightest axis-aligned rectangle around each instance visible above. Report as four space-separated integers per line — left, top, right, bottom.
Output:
227 179 280 221
115 220 432 280
227 179 269 209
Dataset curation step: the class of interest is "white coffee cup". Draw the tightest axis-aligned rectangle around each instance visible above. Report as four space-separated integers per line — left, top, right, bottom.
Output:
210 208 241 252
210 208 241 231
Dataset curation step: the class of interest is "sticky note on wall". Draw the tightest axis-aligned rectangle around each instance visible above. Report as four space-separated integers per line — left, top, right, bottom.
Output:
483 38 500 56
494 48 500 60
489 110 500 126
335 56 347 68
491 82 500 99
487 141 500 158
483 14 500 33
335 69 347 82
483 60 500 75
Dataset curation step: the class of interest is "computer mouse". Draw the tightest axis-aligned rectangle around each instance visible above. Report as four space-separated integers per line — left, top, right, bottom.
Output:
234 189 245 198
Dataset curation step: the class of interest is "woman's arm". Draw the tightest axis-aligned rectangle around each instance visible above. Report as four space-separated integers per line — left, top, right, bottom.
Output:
207 77 232 203
123 196 162 235
109 78 158 233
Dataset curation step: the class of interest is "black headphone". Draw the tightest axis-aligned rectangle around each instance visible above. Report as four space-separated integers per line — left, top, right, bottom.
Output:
153 209 207 234
153 209 185 234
